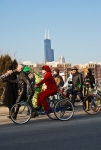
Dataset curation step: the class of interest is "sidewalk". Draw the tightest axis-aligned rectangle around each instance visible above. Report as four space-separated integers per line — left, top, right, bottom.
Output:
0 106 9 115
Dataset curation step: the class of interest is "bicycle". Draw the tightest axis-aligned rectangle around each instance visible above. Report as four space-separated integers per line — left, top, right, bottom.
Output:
10 91 74 124
60 88 84 112
50 89 74 121
84 86 101 115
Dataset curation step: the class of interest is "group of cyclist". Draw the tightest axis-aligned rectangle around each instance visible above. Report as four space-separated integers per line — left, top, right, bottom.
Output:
1 63 95 119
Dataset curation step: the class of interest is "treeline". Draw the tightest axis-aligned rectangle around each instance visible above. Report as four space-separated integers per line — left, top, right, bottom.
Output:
0 54 18 97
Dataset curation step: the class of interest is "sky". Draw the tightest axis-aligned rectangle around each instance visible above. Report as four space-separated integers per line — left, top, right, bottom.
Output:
0 0 101 65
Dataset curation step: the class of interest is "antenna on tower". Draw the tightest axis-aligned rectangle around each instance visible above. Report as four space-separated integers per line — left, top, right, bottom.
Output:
44 29 47 39
48 29 50 39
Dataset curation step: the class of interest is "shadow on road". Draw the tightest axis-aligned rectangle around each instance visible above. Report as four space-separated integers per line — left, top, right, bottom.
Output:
0 111 101 128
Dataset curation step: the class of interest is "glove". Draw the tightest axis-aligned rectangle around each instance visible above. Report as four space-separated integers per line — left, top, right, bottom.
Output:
78 84 81 88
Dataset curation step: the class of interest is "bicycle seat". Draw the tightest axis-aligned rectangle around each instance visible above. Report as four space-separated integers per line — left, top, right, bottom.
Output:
50 92 58 96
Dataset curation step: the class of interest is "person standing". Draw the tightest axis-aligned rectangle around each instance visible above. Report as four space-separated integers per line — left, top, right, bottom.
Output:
2 65 18 118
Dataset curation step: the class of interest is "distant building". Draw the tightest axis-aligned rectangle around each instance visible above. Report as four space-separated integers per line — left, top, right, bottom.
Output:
74 62 101 85
23 61 32 65
44 30 54 62
23 60 101 84
59 55 65 63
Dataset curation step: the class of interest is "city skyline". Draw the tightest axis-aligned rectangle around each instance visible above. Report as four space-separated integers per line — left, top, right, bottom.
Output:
0 1 101 64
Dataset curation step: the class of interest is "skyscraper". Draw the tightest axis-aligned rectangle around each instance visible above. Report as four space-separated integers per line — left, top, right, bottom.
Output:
59 55 65 63
44 30 54 62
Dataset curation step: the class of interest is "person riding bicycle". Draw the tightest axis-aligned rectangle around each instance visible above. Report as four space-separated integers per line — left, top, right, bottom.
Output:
53 68 64 87
11 64 33 101
62 70 73 98
6 64 33 119
84 68 95 111
84 68 95 95
71 66 84 106
34 65 58 115
32 71 42 108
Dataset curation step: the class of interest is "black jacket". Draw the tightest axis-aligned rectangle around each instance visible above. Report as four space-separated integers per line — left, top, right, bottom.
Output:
84 75 95 88
72 72 83 92
2 72 18 107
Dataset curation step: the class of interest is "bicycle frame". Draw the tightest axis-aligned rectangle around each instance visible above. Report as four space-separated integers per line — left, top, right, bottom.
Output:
19 95 36 114
93 87 101 103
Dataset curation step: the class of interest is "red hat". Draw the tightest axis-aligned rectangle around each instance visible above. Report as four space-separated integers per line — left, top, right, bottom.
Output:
42 65 51 72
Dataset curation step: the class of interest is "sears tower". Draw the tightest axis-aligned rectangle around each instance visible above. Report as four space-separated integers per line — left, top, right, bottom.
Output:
44 30 54 62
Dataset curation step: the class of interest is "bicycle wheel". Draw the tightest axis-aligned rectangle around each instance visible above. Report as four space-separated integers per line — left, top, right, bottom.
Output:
83 96 100 115
10 101 32 125
54 99 74 121
47 99 58 120
91 99 101 114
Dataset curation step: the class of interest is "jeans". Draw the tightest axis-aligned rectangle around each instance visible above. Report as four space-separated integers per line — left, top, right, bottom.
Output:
71 91 84 105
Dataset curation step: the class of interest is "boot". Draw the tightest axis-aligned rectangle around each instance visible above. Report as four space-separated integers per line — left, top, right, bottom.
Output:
85 100 89 111
7 108 11 119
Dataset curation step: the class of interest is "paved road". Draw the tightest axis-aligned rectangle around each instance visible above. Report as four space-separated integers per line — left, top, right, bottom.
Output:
0 109 101 150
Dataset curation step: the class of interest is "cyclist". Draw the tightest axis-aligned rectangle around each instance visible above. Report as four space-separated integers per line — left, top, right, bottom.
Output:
62 70 73 98
32 71 42 108
6 64 33 119
23 65 35 96
84 68 95 111
84 68 95 93
35 65 58 114
71 66 84 106
53 68 64 87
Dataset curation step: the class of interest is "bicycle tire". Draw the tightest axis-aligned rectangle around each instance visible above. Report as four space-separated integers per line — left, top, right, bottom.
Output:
47 99 58 120
10 101 32 125
54 99 74 121
83 97 100 115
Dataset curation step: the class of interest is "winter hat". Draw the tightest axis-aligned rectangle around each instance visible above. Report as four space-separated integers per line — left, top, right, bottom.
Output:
42 65 51 72
71 66 78 70
23 66 30 72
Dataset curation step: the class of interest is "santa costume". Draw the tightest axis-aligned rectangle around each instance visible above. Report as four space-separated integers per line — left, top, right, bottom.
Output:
36 65 58 113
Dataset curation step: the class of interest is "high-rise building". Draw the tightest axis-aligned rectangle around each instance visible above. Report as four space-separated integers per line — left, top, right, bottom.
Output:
44 30 54 62
59 55 65 63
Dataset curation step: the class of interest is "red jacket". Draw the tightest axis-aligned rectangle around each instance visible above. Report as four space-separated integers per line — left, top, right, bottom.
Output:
37 72 58 91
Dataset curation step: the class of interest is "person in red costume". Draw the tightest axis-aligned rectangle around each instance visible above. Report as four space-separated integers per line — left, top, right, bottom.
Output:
34 65 58 114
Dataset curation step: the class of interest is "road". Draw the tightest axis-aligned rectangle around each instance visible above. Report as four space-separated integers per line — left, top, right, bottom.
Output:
0 110 101 150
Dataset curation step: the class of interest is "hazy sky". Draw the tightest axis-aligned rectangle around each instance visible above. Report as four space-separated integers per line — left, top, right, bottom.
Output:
0 0 101 65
